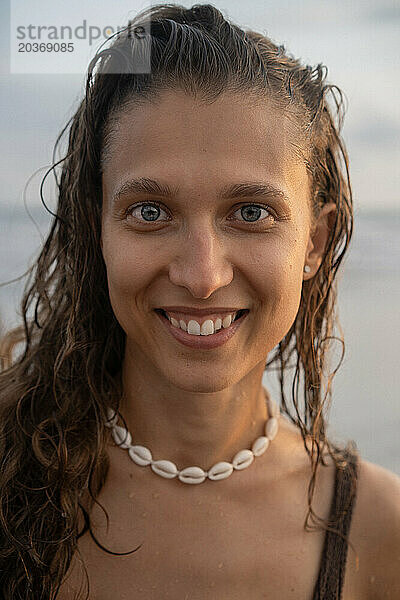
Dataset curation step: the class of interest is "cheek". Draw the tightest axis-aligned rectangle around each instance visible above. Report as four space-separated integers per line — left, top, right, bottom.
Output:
101 231 161 312
240 237 305 330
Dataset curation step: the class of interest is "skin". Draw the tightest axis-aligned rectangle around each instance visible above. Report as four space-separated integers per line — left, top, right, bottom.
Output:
58 89 400 599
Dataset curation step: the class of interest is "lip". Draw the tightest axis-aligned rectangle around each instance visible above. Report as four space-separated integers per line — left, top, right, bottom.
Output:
154 309 248 349
156 306 246 317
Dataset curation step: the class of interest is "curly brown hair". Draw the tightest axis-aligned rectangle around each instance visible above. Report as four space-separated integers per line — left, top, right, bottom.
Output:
0 3 356 598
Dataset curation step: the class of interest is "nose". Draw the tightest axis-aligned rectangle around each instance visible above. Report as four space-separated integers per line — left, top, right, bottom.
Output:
168 225 234 299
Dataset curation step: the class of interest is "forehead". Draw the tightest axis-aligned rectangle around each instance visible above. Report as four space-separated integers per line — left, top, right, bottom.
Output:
102 89 310 208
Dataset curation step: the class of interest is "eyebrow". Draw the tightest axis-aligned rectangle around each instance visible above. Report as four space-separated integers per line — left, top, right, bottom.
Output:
111 177 290 206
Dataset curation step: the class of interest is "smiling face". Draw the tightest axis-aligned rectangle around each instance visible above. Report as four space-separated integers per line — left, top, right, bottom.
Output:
101 89 313 392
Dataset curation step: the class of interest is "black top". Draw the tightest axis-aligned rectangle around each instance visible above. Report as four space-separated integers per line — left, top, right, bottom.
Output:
312 448 359 599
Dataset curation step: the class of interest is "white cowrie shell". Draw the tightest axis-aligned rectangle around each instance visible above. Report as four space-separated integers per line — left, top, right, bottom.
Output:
208 461 234 481
265 417 279 441
128 445 152 466
232 449 254 470
267 398 280 419
105 407 118 428
111 425 132 449
178 466 206 484
151 460 178 479
252 436 270 457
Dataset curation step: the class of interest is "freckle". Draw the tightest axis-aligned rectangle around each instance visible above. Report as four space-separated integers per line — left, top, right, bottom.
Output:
129 473 133 478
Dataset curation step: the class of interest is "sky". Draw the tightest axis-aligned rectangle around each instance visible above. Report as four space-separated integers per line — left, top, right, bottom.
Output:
0 0 399 213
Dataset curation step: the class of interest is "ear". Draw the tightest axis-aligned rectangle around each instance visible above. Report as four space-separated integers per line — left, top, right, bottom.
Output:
303 202 336 279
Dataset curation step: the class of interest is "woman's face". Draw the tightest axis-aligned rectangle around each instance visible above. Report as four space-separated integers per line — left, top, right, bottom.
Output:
101 89 312 392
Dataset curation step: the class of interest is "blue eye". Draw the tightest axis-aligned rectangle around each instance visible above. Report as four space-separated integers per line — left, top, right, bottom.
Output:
231 204 274 223
128 203 169 222
126 202 275 225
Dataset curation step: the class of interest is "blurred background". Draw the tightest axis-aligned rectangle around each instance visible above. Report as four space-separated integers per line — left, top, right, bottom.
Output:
0 0 399 474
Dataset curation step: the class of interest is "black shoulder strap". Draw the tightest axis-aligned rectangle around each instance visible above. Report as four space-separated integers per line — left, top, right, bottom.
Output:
312 448 359 600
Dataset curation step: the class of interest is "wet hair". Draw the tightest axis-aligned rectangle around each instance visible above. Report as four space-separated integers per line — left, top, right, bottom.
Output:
0 3 356 598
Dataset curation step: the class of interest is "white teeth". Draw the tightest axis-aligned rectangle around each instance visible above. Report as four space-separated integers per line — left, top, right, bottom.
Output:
163 311 242 336
222 315 232 328
187 320 201 335
200 319 214 335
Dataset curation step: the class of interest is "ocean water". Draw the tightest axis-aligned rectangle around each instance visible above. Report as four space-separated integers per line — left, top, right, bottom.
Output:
1 205 399 475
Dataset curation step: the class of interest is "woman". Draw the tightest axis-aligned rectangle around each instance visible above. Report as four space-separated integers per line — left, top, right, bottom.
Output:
0 3 399 599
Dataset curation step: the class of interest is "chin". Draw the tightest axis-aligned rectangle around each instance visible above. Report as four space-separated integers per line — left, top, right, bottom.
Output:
162 370 238 394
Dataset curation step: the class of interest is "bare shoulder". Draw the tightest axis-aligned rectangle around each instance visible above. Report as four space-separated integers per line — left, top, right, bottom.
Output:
351 458 400 600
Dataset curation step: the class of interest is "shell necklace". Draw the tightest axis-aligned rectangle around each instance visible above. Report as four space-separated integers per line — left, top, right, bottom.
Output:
105 386 280 484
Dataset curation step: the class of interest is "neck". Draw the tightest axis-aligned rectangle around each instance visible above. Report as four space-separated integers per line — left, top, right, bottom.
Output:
116 344 269 470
